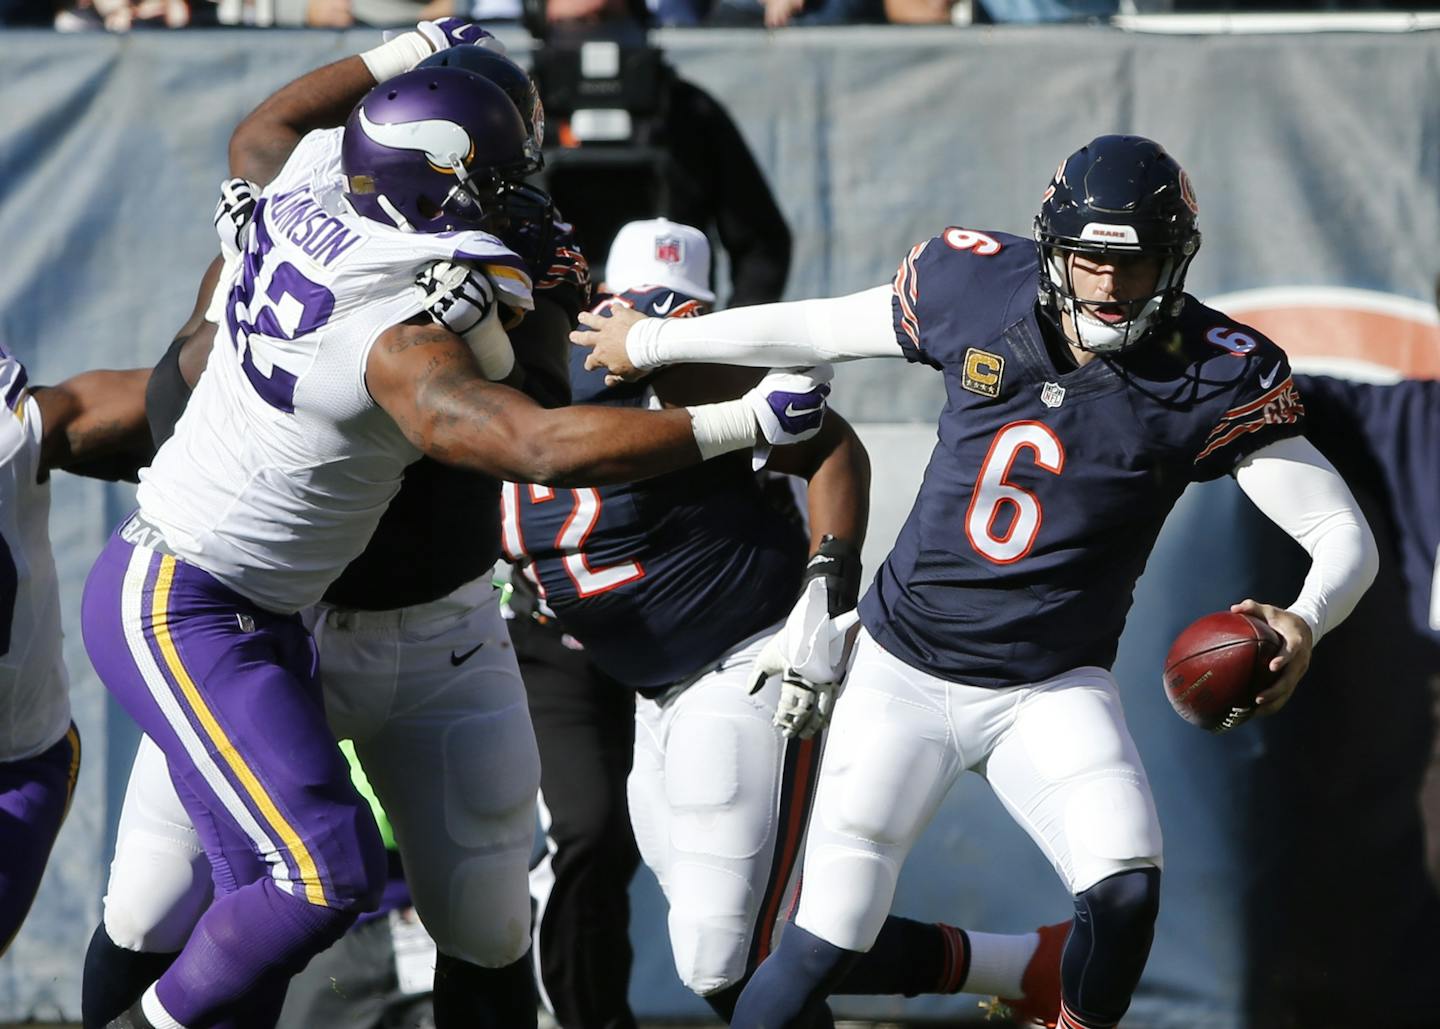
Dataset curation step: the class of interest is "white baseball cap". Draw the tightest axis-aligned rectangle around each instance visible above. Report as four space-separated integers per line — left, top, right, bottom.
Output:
603 218 716 304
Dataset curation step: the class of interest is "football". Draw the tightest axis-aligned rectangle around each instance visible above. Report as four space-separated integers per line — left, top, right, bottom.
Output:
1162 612 1283 734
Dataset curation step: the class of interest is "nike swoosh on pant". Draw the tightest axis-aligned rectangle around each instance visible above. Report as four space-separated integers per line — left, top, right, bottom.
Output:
450 643 485 666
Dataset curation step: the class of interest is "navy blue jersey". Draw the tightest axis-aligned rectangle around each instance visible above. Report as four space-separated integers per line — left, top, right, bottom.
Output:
503 286 806 689
863 228 1306 688
1295 374 1439 638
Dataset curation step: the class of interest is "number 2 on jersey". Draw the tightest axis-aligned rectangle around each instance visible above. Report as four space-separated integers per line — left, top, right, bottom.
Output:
966 421 1065 564
501 483 645 597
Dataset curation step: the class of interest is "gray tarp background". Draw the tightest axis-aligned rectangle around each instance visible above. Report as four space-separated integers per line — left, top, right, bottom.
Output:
2 25 1439 1025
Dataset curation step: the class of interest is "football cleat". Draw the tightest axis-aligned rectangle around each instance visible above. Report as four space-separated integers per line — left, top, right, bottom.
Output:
984 920 1072 1027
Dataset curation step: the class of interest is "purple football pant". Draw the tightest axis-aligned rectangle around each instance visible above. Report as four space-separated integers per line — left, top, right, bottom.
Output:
0 722 80 955
82 532 386 1028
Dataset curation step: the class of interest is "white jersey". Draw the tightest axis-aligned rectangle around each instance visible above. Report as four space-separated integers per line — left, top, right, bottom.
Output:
0 346 71 762
137 129 533 614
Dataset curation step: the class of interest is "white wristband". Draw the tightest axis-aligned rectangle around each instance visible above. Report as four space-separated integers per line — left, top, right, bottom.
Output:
359 32 433 83
687 399 757 462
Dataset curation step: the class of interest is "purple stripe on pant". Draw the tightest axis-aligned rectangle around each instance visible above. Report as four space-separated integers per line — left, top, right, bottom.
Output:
83 531 385 1027
0 723 80 955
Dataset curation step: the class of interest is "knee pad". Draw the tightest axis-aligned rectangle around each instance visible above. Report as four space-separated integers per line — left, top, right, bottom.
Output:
444 704 542 851
1078 866 1161 936
668 892 751 996
1065 867 1161 1022
103 831 212 953
1065 774 1164 892
664 709 775 861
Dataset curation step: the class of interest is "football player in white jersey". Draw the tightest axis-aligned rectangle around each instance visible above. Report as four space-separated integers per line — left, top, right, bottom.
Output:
0 344 151 956
84 39 830 1029
577 136 1380 1028
81 39 591 1029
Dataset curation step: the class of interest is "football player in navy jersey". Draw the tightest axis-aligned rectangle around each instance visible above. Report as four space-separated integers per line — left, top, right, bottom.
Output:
510 218 1077 1027
577 135 1381 1029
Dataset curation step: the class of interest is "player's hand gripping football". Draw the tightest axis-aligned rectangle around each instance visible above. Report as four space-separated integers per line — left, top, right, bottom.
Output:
1230 598 1313 715
575 304 648 384
750 536 863 739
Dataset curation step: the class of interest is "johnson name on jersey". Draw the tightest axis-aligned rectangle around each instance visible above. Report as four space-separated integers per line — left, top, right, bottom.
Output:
503 286 806 689
867 228 1305 689
136 128 533 614
0 344 71 761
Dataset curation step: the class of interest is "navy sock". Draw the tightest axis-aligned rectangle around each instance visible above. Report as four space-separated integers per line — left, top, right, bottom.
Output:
732 924 860 1029
432 950 537 1029
833 916 966 996
1064 867 1161 1025
82 924 177 1029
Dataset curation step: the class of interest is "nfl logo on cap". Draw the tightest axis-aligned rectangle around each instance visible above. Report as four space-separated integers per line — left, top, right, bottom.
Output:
655 235 683 265
604 218 716 304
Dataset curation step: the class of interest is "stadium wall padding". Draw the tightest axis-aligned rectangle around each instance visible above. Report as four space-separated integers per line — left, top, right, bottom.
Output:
1 26 1438 1025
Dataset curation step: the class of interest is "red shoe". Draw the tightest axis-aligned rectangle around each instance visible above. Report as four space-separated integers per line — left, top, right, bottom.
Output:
988 920 1071 1027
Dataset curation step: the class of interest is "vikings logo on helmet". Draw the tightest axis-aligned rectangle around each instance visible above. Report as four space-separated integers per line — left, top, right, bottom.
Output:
356 108 475 176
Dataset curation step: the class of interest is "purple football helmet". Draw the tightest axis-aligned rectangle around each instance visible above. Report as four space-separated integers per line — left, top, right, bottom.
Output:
342 67 541 235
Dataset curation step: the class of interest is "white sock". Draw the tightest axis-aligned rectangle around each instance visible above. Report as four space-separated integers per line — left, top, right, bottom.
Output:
141 985 190 1029
961 929 1039 997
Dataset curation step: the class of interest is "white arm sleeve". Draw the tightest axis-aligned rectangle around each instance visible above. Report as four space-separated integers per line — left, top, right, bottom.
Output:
1234 434 1379 644
625 286 902 369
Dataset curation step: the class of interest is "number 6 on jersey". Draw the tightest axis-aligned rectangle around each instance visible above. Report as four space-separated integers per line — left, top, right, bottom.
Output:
965 421 1064 564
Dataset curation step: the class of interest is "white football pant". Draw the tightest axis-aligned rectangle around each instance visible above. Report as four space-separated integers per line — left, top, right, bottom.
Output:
795 628 1164 953
628 627 821 997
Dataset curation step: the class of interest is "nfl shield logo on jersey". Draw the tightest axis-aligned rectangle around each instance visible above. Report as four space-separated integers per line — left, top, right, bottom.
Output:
1041 381 1066 408
655 235 683 265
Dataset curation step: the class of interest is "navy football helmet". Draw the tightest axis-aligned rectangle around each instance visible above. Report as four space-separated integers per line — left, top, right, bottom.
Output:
417 47 545 171
1034 135 1202 354
341 67 542 235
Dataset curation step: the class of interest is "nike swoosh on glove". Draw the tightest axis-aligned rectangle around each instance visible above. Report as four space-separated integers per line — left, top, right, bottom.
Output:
415 17 506 53
745 364 833 469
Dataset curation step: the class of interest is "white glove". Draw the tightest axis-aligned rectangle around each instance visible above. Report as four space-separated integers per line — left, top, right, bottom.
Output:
751 597 861 740
745 365 832 448
416 261 514 380
750 535 865 740
414 18 507 54
213 177 258 261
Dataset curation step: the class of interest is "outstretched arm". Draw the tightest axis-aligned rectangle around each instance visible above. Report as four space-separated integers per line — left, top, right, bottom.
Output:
229 19 492 184
366 317 829 486
576 286 902 381
31 369 153 480
1233 434 1379 715
229 57 377 185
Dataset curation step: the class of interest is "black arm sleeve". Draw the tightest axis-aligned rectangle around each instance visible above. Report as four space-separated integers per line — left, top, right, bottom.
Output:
510 294 575 409
146 334 195 449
